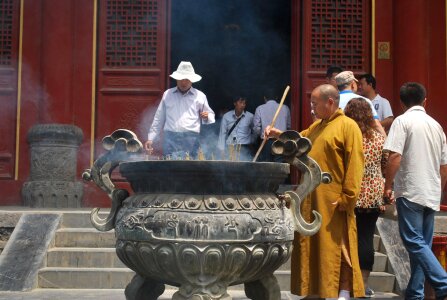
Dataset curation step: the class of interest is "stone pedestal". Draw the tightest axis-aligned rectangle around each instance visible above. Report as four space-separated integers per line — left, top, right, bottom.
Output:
22 124 84 208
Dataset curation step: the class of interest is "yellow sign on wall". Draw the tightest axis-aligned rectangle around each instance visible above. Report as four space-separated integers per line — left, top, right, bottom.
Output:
378 42 391 60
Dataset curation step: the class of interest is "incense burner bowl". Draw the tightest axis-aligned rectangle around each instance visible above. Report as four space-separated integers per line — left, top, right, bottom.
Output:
83 129 330 300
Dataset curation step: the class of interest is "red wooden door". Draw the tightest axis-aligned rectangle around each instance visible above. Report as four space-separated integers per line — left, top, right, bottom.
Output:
299 0 371 129
96 0 169 150
0 0 20 203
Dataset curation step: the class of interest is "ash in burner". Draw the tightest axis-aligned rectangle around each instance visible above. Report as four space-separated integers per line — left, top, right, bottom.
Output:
145 145 252 162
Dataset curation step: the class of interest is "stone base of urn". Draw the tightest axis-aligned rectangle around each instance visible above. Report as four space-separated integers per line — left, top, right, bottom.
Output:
22 181 83 208
22 124 84 208
124 273 281 300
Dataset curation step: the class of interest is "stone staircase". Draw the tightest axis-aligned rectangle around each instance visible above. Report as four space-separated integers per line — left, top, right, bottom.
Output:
36 211 397 295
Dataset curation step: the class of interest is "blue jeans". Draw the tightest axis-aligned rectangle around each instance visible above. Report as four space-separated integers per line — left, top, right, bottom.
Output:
163 131 200 158
396 197 447 299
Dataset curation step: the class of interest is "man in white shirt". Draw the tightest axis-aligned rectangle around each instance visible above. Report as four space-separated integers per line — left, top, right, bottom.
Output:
144 61 215 158
358 73 394 131
335 71 386 137
384 82 447 299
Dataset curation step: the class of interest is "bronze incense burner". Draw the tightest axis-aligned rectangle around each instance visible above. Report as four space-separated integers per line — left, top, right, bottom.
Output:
83 129 330 300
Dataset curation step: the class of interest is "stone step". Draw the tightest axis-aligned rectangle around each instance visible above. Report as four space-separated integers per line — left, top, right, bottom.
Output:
37 267 291 290
373 252 387 272
374 234 380 251
47 246 388 272
367 272 396 293
55 228 116 248
38 268 134 289
60 211 109 229
46 248 126 268
38 266 395 292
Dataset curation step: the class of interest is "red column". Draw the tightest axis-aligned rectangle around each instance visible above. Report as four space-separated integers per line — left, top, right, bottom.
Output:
374 0 394 106
392 0 447 205
393 0 428 113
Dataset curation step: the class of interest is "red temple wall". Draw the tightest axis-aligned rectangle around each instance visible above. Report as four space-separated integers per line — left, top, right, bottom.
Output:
375 0 446 130
1 0 95 205
1 0 446 206
375 0 447 204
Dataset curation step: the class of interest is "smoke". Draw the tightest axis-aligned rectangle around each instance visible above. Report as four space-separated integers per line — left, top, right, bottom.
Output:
170 0 291 114
170 0 291 159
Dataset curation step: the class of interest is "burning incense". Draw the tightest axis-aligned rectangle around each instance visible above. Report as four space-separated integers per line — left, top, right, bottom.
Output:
198 148 205 161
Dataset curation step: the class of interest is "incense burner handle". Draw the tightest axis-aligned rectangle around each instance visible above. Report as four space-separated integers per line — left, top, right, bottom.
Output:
272 131 332 236
82 129 143 231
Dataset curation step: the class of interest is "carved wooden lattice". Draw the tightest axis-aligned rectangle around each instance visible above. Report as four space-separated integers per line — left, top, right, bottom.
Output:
105 0 159 67
310 0 366 71
0 0 14 66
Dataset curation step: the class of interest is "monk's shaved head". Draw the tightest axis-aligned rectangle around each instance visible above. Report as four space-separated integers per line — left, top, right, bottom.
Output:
315 84 340 105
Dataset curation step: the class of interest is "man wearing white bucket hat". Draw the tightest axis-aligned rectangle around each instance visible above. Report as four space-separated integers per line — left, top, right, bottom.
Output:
145 61 215 158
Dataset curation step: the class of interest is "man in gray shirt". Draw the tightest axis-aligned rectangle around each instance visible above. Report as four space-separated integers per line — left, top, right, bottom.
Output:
253 92 291 162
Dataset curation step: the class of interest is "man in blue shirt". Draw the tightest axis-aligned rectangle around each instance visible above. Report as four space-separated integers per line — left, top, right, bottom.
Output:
335 71 386 137
217 97 255 161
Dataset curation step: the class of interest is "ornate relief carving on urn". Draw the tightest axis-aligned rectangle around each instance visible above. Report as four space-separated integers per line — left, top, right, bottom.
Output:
83 129 331 300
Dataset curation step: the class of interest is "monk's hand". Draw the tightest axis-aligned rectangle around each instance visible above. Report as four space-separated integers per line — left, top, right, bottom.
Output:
144 140 154 155
264 126 271 138
200 111 209 120
331 200 346 211
264 126 282 139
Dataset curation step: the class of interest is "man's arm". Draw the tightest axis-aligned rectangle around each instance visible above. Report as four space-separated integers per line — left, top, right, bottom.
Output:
249 115 257 144
217 115 229 152
364 97 387 136
200 97 215 124
384 151 402 200
381 117 394 132
145 96 166 153
441 164 447 191
264 125 283 139
253 108 262 137
381 99 394 132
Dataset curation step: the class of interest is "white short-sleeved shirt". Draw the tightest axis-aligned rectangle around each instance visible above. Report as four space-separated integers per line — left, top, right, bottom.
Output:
372 94 393 121
339 91 379 119
384 106 447 210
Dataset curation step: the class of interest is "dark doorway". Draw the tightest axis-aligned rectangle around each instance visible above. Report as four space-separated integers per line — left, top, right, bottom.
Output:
170 1 291 115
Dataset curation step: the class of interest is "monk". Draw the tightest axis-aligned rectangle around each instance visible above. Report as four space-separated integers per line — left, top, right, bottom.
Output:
266 84 365 299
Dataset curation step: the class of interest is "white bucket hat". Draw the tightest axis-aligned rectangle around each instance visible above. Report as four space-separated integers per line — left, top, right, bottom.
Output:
170 61 202 83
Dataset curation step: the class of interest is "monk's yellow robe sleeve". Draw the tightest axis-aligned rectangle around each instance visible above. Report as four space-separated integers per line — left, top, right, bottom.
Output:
335 120 364 211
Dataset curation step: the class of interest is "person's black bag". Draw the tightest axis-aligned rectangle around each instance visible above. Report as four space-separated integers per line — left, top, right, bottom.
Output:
226 116 243 139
